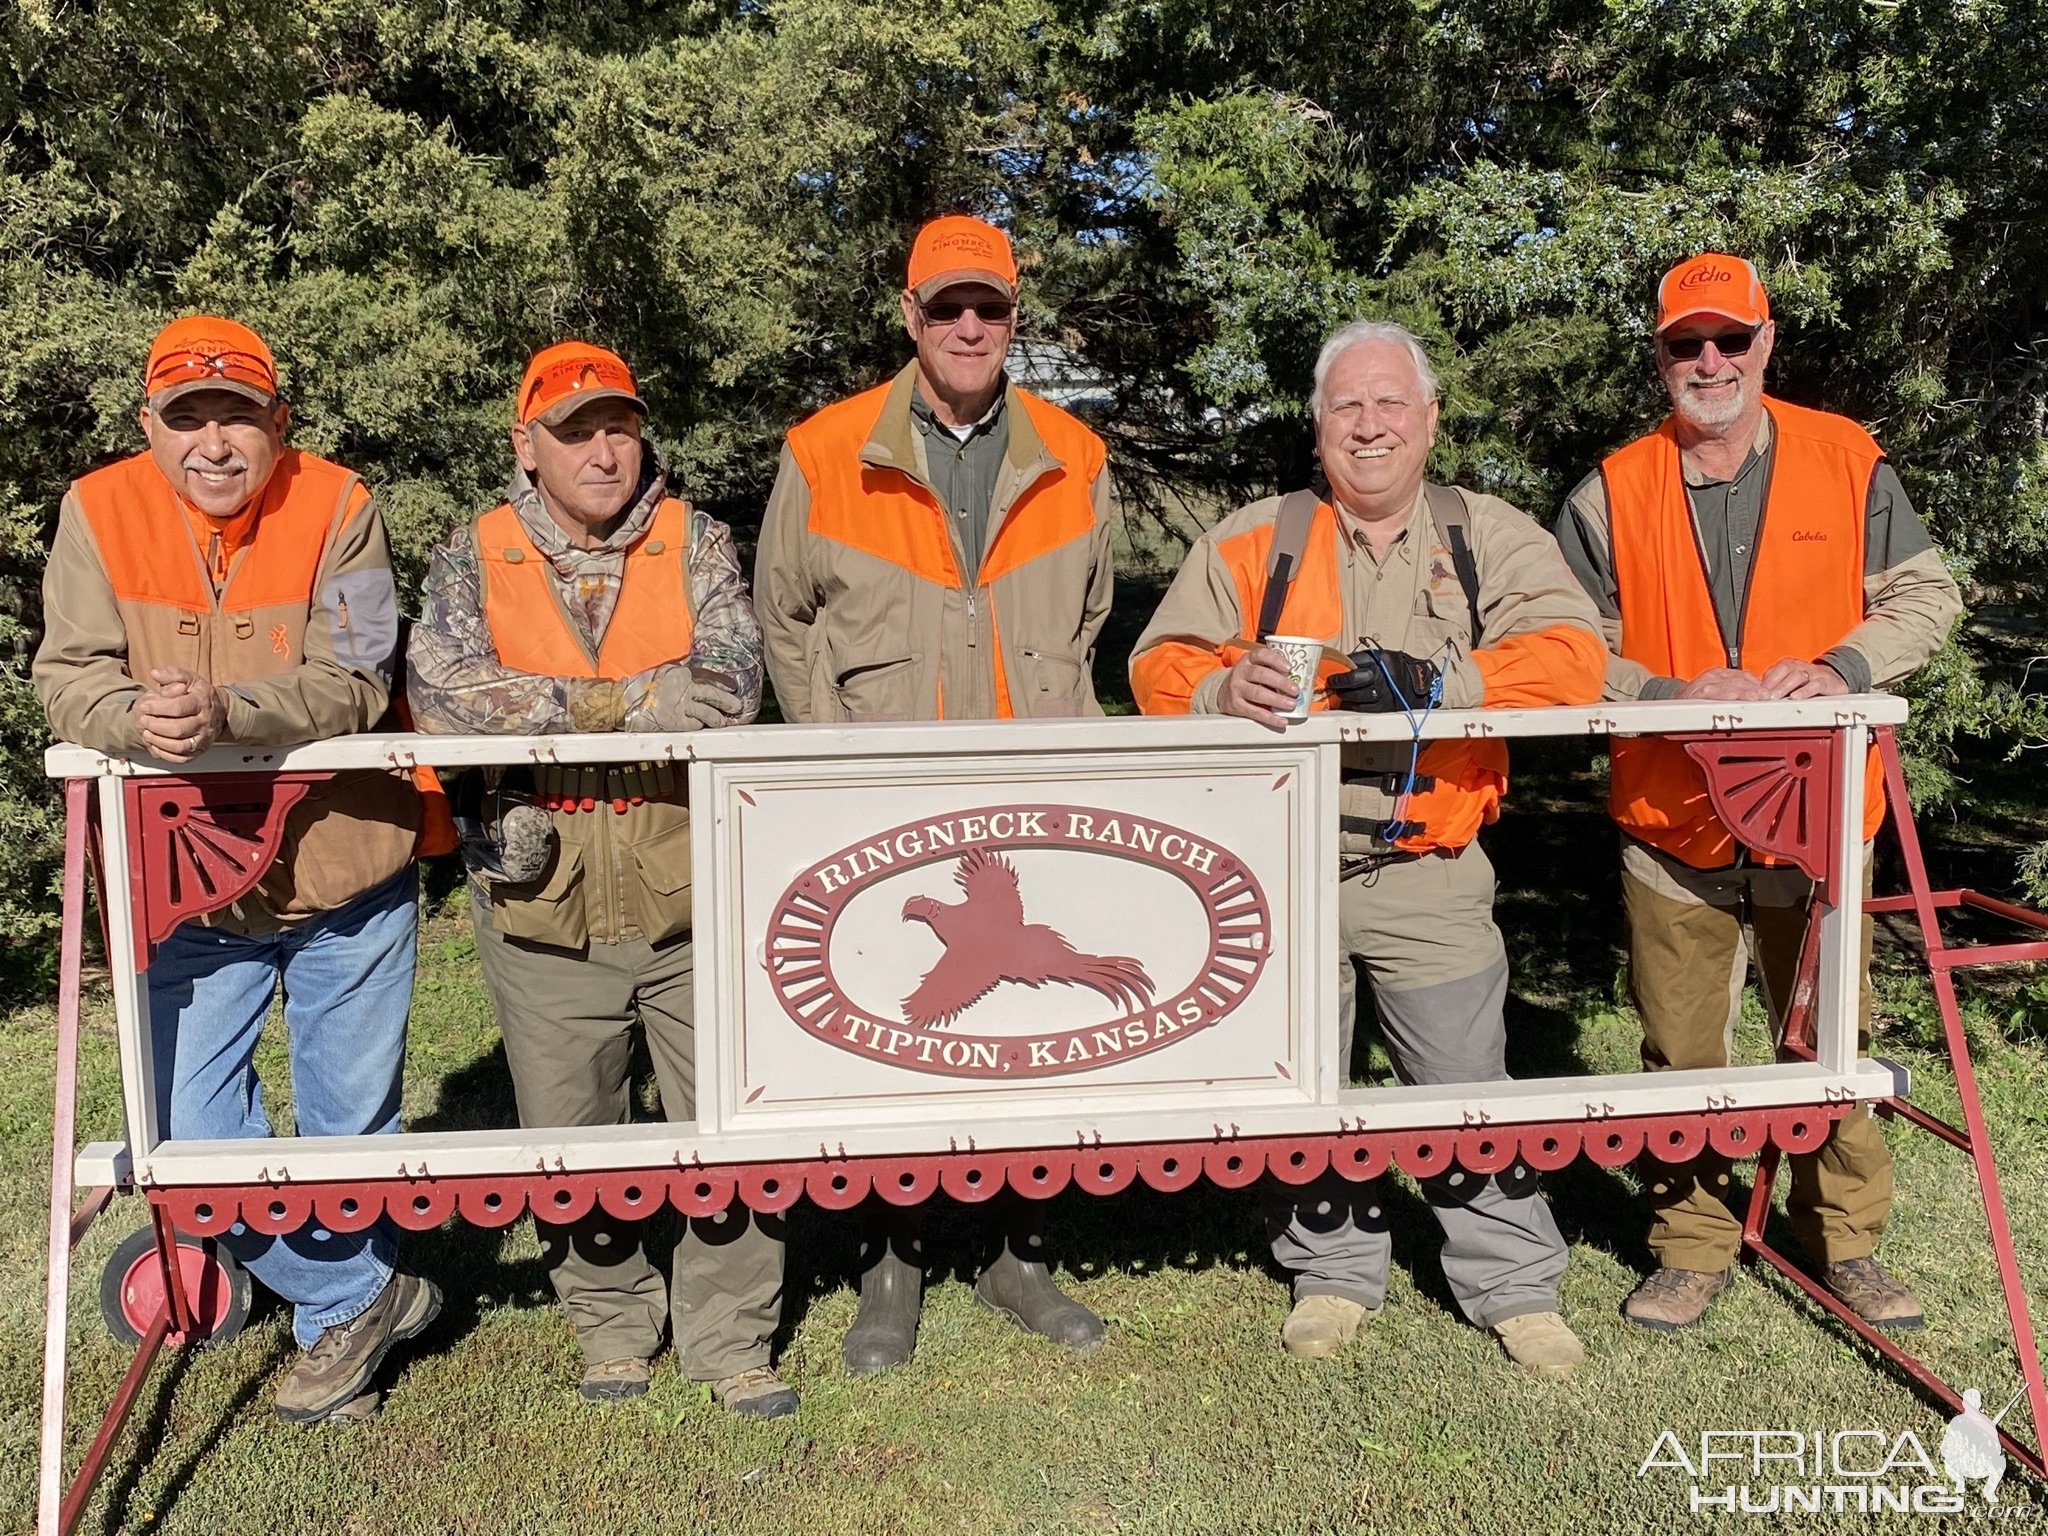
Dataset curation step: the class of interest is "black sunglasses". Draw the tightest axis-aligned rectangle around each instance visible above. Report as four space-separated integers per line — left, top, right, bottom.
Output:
920 296 1015 325
1662 327 1761 362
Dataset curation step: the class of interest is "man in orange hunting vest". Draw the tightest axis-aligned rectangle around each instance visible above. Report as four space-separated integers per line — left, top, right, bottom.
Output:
408 340 795 1419
34 315 439 1425
1555 253 1963 1333
1130 318 1606 1380
754 214 1115 1373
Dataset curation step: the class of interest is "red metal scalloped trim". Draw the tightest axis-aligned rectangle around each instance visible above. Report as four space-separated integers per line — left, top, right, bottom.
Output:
1673 730 1840 883
126 773 329 965
147 1106 1853 1231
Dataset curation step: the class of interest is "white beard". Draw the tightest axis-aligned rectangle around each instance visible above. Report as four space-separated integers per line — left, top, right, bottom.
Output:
1674 375 1749 430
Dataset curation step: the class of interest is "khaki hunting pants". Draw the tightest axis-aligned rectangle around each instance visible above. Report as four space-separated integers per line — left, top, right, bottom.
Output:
1268 842 1569 1328
472 902 784 1378
1622 839 1892 1271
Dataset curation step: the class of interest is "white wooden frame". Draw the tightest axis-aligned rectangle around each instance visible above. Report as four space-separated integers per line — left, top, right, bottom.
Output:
48 697 1907 1190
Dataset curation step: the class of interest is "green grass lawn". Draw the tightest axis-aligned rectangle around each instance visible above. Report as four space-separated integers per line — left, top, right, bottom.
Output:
7 749 2048 1535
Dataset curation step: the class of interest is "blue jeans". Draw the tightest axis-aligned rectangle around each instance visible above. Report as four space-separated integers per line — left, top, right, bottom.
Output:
147 865 417 1347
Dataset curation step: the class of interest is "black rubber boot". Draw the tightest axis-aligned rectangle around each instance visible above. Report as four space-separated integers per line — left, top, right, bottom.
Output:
842 1208 924 1374
973 1200 1104 1352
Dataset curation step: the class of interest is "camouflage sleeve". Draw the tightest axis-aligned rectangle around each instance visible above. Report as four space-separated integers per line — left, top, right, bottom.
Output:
682 509 764 722
406 524 590 734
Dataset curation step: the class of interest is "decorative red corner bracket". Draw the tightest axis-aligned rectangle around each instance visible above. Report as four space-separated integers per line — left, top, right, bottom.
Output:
122 773 328 966
1674 728 1842 884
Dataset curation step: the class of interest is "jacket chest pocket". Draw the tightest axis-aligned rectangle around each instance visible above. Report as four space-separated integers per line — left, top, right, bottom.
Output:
1409 554 1477 654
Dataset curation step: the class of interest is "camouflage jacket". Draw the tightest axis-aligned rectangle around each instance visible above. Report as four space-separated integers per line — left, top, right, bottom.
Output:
408 453 763 734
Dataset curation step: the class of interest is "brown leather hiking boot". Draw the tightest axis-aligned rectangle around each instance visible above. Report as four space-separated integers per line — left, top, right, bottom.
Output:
1622 1267 1729 1331
1820 1257 1925 1331
275 1270 441 1424
580 1357 651 1403
713 1366 799 1419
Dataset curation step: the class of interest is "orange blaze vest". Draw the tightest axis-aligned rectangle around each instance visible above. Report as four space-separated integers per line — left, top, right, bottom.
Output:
1256 500 1506 853
72 447 425 910
1602 397 1886 867
469 496 698 951
474 497 694 676
784 386 1104 719
76 448 362 680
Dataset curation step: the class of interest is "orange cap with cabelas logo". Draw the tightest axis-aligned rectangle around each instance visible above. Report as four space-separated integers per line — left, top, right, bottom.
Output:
907 215 1018 302
516 341 647 427
144 315 280 408
1656 253 1770 333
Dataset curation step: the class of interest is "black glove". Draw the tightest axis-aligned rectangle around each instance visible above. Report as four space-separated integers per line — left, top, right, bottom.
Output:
1328 647 1441 713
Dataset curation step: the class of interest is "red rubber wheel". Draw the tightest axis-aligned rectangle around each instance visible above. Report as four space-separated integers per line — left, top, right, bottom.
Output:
99 1225 252 1348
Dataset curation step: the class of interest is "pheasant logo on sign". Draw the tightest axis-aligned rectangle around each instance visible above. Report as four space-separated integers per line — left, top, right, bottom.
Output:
900 849 1155 1028
763 805 1271 1078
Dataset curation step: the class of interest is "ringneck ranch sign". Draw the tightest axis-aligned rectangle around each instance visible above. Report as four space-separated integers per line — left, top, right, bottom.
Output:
764 804 1273 1079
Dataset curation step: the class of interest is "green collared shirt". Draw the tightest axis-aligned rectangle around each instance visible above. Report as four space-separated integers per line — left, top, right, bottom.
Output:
910 381 1010 580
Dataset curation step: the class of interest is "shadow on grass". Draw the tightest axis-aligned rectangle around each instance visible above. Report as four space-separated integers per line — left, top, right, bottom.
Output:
93 1334 291 1536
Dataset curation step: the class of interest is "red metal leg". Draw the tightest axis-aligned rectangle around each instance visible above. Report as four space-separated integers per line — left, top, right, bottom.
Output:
38 780 93 1536
149 1203 201 1339
67 1187 114 1253
1876 726 2048 1469
1739 726 2048 1482
38 782 196 1536
55 1308 175 1536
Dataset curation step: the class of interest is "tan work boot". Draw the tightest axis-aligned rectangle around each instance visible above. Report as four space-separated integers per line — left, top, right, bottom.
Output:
1492 1311 1586 1379
1622 1267 1729 1332
275 1269 441 1424
1820 1257 1925 1331
580 1357 651 1403
1281 1294 1377 1359
713 1365 799 1420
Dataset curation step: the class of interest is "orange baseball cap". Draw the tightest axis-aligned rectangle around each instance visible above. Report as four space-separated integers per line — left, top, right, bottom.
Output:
1656 252 1771 333
907 215 1017 302
144 315 279 408
516 340 646 427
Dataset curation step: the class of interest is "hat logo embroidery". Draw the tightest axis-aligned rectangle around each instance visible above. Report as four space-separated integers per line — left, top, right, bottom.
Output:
932 233 996 260
1678 262 1737 290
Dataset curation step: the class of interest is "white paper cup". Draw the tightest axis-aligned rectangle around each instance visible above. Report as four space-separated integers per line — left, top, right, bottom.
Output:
1263 634 1322 721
